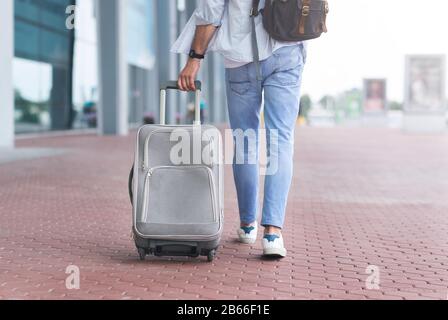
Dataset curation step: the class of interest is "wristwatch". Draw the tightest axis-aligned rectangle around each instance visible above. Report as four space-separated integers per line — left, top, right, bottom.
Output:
189 49 205 60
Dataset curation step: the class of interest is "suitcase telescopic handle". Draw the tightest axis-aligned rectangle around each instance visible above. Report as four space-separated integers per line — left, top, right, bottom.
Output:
159 81 202 126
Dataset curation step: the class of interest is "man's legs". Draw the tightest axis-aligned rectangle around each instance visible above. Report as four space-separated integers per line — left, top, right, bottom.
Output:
262 44 305 232
225 64 263 227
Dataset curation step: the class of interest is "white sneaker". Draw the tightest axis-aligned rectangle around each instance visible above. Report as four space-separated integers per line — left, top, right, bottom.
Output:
262 234 287 258
237 225 258 244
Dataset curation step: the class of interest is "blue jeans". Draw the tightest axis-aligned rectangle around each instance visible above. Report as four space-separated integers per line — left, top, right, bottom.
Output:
225 44 306 229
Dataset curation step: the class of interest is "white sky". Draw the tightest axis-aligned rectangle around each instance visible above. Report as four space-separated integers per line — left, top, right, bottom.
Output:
301 0 448 102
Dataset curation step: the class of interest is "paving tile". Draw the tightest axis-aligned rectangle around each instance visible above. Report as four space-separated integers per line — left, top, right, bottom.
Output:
0 127 447 300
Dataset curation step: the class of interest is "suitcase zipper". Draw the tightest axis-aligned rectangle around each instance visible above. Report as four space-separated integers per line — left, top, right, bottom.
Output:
142 127 215 170
138 127 222 209
140 165 219 239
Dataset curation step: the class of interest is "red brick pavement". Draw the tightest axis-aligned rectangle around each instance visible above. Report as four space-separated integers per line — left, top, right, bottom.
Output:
1 127 448 300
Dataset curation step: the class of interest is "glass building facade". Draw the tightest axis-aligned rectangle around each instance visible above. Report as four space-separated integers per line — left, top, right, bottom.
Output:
14 0 75 133
11 0 227 136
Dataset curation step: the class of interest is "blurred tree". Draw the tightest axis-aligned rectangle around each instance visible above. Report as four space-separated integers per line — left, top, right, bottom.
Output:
299 94 312 118
319 95 336 110
388 101 403 111
15 90 47 124
342 88 362 118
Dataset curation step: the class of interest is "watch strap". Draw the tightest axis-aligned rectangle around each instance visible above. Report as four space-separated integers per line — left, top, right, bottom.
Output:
189 49 205 60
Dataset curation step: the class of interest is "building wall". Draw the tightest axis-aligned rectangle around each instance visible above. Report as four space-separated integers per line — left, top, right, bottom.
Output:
0 0 15 147
72 0 98 129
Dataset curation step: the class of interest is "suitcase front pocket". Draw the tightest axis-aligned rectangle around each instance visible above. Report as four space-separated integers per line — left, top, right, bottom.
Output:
141 166 218 226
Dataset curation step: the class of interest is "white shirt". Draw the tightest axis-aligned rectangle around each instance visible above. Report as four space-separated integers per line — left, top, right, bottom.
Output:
171 0 302 69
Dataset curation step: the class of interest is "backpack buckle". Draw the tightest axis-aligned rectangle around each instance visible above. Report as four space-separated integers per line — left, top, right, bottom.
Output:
302 5 310 16
250 8 258 17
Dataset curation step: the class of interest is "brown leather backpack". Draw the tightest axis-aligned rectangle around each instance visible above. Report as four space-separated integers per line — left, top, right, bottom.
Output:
250 0 329 80
253 0 329 42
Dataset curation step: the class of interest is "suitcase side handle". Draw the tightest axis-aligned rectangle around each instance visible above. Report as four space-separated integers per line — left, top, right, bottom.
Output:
154 243 200 257
159 81 202 126
128 165 134 205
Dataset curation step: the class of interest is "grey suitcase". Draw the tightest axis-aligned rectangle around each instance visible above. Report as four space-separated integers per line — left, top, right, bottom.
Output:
128 81 224 262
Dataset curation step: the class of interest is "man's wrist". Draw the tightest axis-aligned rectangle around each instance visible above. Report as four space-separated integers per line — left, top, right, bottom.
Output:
189 49 205 60
187 57 202 65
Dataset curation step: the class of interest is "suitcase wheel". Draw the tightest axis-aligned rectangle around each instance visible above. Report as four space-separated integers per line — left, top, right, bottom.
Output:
207 250 217 262
138 248 146 261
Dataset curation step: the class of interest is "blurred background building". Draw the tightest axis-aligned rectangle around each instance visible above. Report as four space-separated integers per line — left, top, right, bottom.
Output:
1 0 447 149
0 0 227 147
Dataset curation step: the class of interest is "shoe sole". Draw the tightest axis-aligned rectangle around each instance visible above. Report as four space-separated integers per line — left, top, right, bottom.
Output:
238 237 257 244
263 247 287 258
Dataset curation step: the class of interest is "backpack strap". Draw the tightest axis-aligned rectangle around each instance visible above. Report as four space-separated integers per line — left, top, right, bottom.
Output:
299 0 311 35
251 0 260 15
321 0 329 33
251 0 262 81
